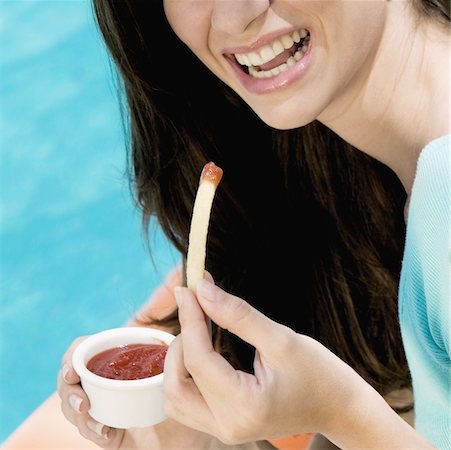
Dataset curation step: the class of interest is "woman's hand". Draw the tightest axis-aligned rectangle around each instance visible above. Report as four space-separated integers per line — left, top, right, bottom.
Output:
57 336 126 448
164 279 364 444
55 266 184 448
165 279 430 449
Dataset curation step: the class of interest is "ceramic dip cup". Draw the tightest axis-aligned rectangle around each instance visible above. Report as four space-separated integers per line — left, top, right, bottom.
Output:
72 327 176 429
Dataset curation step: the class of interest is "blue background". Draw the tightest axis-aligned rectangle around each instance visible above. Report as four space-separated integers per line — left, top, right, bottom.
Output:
0 0 180 441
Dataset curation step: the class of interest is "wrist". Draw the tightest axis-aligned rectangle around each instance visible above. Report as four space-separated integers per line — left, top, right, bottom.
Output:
325 372 372 432
322 383 435 449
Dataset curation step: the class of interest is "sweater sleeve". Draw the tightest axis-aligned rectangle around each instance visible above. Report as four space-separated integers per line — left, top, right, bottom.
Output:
399 134 450 449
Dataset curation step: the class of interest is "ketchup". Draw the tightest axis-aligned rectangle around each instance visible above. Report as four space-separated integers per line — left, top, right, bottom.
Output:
87 343 168 380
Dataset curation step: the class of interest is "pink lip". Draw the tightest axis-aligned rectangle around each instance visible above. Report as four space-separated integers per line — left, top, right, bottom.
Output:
226 33 313 96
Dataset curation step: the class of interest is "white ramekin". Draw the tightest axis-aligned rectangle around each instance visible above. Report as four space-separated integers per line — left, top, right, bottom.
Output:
72 327 176 429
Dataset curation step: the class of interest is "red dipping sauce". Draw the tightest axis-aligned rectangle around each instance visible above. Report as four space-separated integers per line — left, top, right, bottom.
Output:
87 343 168 380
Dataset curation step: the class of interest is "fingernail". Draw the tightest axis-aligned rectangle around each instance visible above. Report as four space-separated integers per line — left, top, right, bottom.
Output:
68 394 83 413
62 364 70 382
174 286 184 307
87 419 109 439
197 279 220 301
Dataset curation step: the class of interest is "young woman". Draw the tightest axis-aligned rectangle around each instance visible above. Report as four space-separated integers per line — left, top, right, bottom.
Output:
159 0 449 446
4 0 448 449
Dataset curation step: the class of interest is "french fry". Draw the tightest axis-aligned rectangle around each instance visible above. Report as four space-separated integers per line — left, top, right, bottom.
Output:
186 162 223 292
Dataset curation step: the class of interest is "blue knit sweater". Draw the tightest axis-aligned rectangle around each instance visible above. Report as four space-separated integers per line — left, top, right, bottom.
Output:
399 134 450 449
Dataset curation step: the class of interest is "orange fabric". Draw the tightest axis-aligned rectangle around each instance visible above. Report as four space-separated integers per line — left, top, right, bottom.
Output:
268 434 313 449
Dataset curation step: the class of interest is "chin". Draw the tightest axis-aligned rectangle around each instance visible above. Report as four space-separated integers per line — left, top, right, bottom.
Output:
256 110 314 131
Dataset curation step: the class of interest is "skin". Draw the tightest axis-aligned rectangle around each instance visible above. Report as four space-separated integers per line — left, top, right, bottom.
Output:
164 0 389 131
164 0 450 195
15 1 447 449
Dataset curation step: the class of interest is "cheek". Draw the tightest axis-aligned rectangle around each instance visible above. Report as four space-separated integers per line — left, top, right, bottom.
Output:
163 1 211 57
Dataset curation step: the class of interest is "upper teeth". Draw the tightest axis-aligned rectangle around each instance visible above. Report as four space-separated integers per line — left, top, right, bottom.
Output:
234 29 309 67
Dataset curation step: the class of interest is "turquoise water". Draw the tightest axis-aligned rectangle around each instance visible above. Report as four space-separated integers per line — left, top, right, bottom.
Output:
0 0 180 441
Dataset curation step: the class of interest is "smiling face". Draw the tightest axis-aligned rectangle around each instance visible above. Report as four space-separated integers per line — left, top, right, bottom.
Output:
163 0 388 130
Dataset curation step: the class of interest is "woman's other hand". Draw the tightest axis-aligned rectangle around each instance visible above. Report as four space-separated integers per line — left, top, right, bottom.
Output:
57 336 125 448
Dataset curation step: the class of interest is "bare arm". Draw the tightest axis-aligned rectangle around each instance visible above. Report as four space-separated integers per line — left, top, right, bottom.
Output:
309 389 415 450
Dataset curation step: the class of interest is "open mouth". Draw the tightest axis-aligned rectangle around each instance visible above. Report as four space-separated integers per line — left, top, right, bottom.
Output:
233 29 311 79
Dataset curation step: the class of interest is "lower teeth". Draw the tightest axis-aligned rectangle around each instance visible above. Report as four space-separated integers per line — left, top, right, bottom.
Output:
248 47 306 78
247 35 309 79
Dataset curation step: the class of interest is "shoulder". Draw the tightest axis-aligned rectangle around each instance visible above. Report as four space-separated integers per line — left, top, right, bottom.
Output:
402 134 450 352
409 134 450 231
414 134 450 193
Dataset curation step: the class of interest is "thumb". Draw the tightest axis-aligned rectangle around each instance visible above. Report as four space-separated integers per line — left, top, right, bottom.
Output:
196 279 288 355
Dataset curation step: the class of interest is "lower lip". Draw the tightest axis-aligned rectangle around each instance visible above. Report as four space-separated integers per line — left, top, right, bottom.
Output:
229 40 313 96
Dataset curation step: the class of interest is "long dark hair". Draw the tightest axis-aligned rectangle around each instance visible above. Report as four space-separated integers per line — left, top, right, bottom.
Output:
91 0 448 402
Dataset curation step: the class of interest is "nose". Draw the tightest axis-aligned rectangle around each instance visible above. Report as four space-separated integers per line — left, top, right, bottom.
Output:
211 0 270 35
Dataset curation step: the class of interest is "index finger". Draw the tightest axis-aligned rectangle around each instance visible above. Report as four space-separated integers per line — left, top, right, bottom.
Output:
174 287 239 390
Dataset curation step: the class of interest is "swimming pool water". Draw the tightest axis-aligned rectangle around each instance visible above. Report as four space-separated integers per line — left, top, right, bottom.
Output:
0 0 180 441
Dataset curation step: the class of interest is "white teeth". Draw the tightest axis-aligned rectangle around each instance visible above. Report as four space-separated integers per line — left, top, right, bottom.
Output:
235 53 245 65
261 45 276 62
294 51 303 61
286 56 296 67
248 52 264 66
234 29 309 69
281 34 293 49
272 40 284 55
246 45 308 78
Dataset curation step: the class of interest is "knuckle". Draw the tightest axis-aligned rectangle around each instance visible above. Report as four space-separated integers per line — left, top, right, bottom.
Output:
226 295 253 326
183 358 202 376
218 426 248 446
184 347 214 376
275 325 297 355
217 429 238 446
